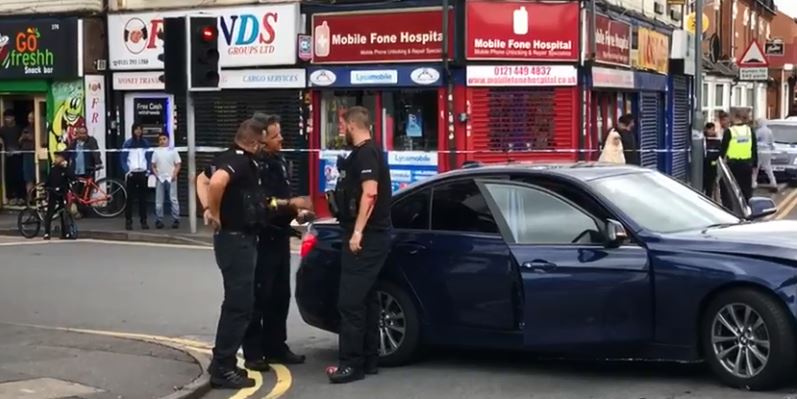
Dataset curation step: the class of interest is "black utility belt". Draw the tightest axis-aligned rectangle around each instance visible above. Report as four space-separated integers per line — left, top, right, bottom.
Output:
216 229 258 237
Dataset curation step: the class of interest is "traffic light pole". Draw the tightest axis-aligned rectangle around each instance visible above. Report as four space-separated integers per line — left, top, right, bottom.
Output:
187 92 197 234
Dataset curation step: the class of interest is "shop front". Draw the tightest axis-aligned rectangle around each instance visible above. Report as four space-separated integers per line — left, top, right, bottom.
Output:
463 1 580 163
308 7 452 211
107 3 308 210
668 30 695 181
0 17 82 207
635 27 670 171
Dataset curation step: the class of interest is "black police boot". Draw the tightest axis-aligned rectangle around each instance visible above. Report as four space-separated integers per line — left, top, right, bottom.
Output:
269 348 305 364
210 368 256 389
327 366 365 384
244 358 272 372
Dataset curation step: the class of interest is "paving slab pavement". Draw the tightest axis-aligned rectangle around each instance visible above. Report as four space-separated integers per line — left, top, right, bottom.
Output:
0 324 209 399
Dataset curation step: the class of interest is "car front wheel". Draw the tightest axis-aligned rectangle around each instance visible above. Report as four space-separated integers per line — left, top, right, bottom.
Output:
376 282 420 367
702 288 796 390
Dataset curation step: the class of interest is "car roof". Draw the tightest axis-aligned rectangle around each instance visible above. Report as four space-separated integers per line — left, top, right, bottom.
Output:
766 119 797 125
398 162 649 194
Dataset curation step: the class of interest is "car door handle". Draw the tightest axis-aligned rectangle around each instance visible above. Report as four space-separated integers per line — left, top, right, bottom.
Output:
395 242 428 255
522 260 557 272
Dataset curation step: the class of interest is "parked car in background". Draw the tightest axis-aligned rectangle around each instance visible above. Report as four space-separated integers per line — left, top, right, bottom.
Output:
297 162 796 391
764 119 797 184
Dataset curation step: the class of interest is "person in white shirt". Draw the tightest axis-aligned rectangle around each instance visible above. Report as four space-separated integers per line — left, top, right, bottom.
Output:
151 133 182 229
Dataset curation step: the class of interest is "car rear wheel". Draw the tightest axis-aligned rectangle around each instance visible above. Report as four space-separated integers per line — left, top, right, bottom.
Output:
377 282 420 367
701 288 796 390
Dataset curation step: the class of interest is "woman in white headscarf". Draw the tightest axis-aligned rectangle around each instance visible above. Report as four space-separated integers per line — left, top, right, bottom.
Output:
599 127 626 164
754 118 777 191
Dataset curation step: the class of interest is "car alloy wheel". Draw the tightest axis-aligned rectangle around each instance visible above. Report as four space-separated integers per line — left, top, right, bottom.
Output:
711 303 771 379
378 290 406 357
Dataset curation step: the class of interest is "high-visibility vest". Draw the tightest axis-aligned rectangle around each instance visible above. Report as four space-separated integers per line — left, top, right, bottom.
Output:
726 125 753 160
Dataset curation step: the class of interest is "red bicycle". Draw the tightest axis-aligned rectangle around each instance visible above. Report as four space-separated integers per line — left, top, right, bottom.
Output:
28 170 127 218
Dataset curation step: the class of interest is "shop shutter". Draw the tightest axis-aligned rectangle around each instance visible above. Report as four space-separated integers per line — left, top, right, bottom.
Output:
638 92 662 169
670 76 690 181
467 87 578 163
192 90 309 199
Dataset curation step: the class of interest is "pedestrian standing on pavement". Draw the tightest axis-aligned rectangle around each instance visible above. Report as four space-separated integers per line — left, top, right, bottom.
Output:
151 133 181 229
598 125 625 164
704 122 722 198
43 151 75 240
68 125 103 204
753 118 777 192
20 112 36 204
195 117 304 389
327 106 393 384
617 114 639 166
242 113 314 371
721 109 758 201
1 109 23 205
120 123 151 231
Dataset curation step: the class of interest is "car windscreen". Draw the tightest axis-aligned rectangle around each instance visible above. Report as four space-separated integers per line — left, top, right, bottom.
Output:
589 172 741 234
769 124 797 145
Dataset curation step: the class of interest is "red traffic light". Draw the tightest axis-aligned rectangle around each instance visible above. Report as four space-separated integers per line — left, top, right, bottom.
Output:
200 26 216 42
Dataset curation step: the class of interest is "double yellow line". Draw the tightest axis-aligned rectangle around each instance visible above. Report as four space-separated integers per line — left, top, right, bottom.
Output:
772 187 797 220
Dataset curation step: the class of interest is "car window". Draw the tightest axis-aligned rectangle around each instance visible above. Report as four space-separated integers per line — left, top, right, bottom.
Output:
482 182 602 245
513 176 610 220
391 189 430 230
769 125 797 145
431 180 499 234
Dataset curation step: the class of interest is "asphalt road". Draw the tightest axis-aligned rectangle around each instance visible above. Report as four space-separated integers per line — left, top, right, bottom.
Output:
2 198 797 399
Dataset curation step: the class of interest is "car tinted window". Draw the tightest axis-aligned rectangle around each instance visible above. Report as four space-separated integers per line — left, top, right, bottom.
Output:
431 180 499 234
513 176 610 220
483 183 602 244
769 125 797 144
391 189 430 230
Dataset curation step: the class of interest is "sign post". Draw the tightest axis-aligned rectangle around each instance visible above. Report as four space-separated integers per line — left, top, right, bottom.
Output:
691 0 705 190
738 41 770 121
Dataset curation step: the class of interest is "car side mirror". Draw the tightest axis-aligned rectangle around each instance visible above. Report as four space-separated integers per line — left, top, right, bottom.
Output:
605 219 628 248
748 197 777 220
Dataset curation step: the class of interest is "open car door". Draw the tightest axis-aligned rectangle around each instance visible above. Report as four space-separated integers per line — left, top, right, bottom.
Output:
713 158 751 218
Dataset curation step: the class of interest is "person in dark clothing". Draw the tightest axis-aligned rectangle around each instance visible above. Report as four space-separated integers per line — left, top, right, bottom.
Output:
327 106 393 384
242 113 314 371
20 112 36 203
1 109 23 204
120 123 151 230
617 114 639 166
43 152 75 240
720 110 758 201
68 126 103 205
704 122 722 197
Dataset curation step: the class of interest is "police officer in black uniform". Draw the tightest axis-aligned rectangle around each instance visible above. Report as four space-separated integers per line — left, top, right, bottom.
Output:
242 113 313 369
196 117 303 389
326 106 392 384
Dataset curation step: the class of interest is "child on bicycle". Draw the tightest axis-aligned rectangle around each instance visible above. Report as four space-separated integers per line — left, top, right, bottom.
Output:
43 151 76 240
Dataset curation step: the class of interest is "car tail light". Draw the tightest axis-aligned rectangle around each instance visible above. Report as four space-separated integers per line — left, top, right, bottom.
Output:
300 232 318 258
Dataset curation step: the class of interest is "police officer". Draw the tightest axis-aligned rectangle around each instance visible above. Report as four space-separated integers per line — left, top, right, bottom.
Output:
242 113 313 370
721 109 758 201
326 106 392 384
196 117 303 389
704 122 722 197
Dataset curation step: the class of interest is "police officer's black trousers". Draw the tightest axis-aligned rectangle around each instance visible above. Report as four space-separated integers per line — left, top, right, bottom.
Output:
704 161 717 197
242 233 291 360
211 231 257 371
338 230 391 369
728 160 754 201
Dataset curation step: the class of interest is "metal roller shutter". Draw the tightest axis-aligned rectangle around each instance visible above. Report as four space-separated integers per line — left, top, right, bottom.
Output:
467 87 578 163
192 90 309 204
638 92 662 169
670 76 690 181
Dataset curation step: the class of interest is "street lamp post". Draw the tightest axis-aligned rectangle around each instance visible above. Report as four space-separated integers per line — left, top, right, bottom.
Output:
690 0 705 189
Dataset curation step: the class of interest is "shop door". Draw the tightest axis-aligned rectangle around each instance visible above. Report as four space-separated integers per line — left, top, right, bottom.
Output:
638 92 663 170
669 76 690 181
467 87 578 163
33 96 47 184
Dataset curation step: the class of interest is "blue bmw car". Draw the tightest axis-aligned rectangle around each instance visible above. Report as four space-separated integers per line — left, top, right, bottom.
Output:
296 163 797 390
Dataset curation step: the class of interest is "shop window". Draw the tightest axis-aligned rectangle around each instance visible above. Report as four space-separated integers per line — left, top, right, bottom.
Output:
321 91 377 150
747 88 755 107
733 87 742 106
382 90 438 152
702 83 709 108
715 84 725 107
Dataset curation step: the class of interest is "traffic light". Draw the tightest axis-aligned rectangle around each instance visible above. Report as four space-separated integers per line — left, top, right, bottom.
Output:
188 16 220 91
158 17 187 94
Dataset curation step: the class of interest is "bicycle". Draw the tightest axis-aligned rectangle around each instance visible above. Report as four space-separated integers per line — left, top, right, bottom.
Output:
27 168 128 218
17 189 77 239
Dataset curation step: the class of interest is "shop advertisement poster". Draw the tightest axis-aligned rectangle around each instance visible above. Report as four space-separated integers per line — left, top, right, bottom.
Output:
0 18 79 78
465 2 579 61
311 8 454 64
133 98 167 143
592 14 631 66
637 28 670 75
107 3 300 70
319 150 349 193
406 112 423 138
84 75 107 181
387 151 438 192
49 80 85 158
466 65 577 87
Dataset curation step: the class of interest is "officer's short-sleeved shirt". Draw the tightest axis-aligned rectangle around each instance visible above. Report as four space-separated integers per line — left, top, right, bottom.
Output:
258 153 293 228
203 146 259 232
343 139 392 232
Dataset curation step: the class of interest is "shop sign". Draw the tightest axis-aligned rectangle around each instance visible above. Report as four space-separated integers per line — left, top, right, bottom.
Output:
298 34 312 62
593 14 631 66
387 151 438 192
465 2 579 61
0 18 78 79
592 67 634 89
311 8 454 64
308 65 444 88
107 4 300 70
84 75 107 181
765 39 784 56
113 71 164 90
221 69 306 89
466 65 577 87
637 28 669 75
